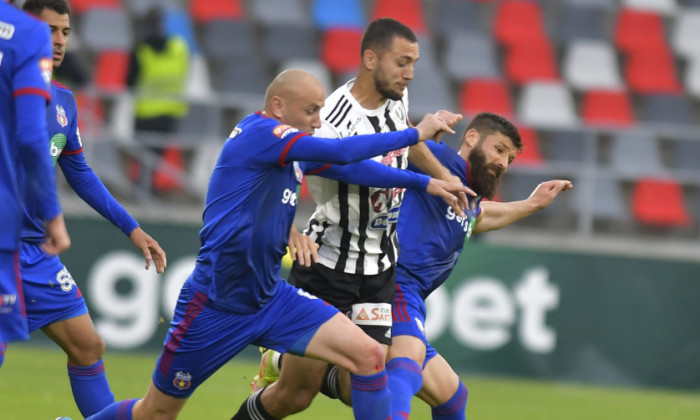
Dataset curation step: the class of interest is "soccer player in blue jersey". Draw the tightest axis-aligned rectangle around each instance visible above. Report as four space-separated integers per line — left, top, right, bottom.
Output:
388 112 572 419
85 69 469 420
0 0 70 360
1 1 167 417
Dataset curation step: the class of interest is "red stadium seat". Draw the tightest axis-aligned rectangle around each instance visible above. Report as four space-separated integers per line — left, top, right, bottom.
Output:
494 0 548 47
459 78 514 118
624 48 682 94
510 127 544 166
504 43 559 85
190 0 243 23
631 178 691 227
153 145 185 193
581 89 635 126
94 51 129 93
371 0 427 35
614 9 667 53
68 0 120 14
75 91 104 134
321 28 363 74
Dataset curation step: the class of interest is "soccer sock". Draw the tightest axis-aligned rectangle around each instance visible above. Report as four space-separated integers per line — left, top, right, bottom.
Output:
85 398 137 420
431 380 468 420
319 364 340 399
231 388 277 420
0 342 6 368
387 357 423 419
67 359 115 417
349 370 391 420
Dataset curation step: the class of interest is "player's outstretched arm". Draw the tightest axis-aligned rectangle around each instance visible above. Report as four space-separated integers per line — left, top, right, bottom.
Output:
129 227 167 273
474 180 573 234
288 225 319 268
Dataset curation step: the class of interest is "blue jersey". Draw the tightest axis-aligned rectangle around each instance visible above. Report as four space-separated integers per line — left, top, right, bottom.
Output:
0 4 57 250
189 112 423 313
396 141 483 299
21 80 139 244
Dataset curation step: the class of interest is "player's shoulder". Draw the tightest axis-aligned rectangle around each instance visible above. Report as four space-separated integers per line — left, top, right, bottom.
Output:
235 112 300 141
0 7 48 44
51 80 75 98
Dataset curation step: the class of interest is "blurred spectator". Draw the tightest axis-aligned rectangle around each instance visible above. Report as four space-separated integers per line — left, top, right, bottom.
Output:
127 7 189 133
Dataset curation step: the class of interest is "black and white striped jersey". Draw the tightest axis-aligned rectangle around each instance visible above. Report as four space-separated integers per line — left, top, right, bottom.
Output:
304 79 411 275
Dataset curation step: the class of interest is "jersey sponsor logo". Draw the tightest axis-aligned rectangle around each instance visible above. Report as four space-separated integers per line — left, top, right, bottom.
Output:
380 147 408 166
49 133 67 165
272 124 299 139
39 57 52 87
281 188 297 207
351 303 392 326
55 267 77 292
446 205 476 240
369 206 400 230
370 188 404 213
0 21 15 40
56 104 68 127
0 293 18 312
173 371 192 390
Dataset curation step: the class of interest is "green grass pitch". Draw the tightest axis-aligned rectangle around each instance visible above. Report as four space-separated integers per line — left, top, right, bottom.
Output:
1 345 699 419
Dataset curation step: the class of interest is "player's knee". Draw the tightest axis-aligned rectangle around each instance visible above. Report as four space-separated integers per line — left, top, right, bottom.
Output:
352 340 385 374
68 334 105 366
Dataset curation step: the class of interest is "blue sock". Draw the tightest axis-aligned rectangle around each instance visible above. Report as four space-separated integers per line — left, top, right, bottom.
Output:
67 359 115 417
431 381 468 420
350 370 391 420
0 342 6 368
85 399 138 420
387 357 423 419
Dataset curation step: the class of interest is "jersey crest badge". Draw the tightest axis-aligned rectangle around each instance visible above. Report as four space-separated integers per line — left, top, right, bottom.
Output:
173 371 192 390
56 105 68 127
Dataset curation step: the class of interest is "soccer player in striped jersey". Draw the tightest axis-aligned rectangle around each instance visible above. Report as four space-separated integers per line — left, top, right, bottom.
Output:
0 0 69 360
389 113 572 419
87 70 468 420
1 1 167 417
243 17 473 420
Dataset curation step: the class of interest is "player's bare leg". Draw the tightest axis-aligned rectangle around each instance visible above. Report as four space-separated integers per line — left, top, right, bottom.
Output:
130 381 188 420
417 354 467 419
261 354 327 416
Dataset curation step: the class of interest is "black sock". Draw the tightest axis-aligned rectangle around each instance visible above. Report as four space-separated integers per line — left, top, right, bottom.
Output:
319 364 340 400
231 388 277 420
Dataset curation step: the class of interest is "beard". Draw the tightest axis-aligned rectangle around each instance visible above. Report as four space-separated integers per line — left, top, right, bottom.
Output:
373 68 403 101
468 145 504 200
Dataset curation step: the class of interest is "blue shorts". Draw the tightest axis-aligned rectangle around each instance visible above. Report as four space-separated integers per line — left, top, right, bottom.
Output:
152 277 339 398
392 280 438 368
0 250 28 343
19 242 88 332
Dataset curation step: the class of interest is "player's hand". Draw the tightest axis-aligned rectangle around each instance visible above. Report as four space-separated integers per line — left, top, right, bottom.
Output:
527 180 573 210
440 173 476 213
415 113 458 142
289 226 319 267
42 214 71 255
426 178 474 217
129 227 167 274
433 110 463 142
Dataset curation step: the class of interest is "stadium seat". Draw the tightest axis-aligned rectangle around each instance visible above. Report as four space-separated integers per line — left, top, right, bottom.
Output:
510 127 545 167
624 48 682 94
164 8 200 55
215 57 270 97
642 94 694 125
371 0 427 35
176 103 222 138
81 8 133 53
671 11 700 59
614 9 667 53
548 129 589 163
669 138 700 170
75 91 105 136
264 25 318 65
494 0 549 47
433 0 484 40
563 40 622 91
407 67 454 123
631 178 691 227
123 0 174 16
684 56 700 98
577 177 629 224
580 89 635 126
557 4 609 44
152 145 185 193
249 0 308 26
320 28 364 75
311 0 366 30
201 19 255 60
518 82 578 128
621 0 677 15
68 0 121 14
444 33 500 81
608 130 664 175
93 51 130 93
280 58 333 96
190 0 243 23
459 79 514 119
504 43 559 84
563 0 617 9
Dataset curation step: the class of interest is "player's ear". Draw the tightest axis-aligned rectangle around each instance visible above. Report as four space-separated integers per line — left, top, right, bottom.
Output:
268 96 284 119
463 128 480 149
363 49 377 71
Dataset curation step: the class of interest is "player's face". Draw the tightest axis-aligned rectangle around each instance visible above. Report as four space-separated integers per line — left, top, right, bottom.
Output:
39 8 71 68
372 37 419 101
282 83 326 135
468 132 517 199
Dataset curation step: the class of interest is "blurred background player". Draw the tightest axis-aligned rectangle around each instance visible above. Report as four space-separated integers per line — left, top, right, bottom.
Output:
0 0 70 363
86 69 467 420
0 0 168 417
388 112 571 419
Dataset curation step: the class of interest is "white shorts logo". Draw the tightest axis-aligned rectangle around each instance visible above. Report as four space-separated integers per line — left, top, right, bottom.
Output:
56 267 77 292
351 303 392 327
